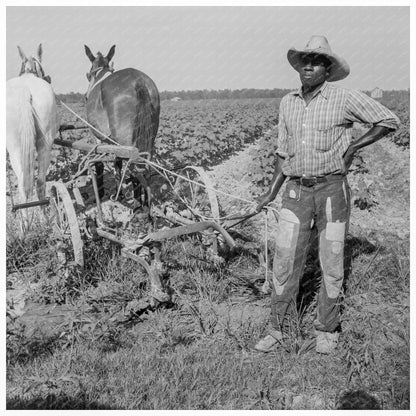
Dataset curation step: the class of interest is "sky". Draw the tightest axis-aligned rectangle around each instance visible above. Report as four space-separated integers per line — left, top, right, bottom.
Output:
5 5 410 94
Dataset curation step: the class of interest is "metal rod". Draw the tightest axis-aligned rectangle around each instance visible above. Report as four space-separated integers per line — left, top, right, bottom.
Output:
147 221 236 250
152 206 193 226
59 124 88 132
11 199 50 212
53 138 145 160
87 165 104 224
95 228 126 245
222 211 260 230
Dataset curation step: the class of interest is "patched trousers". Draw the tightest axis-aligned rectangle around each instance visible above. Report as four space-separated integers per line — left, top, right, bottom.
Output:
270 176 350 333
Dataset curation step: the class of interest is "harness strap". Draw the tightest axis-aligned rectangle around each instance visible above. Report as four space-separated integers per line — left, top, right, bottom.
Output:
86 65 115 99
86 70 113 99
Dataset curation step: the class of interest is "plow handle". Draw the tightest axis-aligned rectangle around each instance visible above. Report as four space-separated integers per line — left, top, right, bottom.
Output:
147 221 236 250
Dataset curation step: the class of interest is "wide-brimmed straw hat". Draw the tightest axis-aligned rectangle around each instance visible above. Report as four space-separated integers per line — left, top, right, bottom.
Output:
287 35 350 82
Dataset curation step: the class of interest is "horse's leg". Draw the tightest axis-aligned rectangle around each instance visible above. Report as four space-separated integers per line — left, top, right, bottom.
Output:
129 164 151 209
95 161 105 199
131 174 141 204
35 136 52 202
7 144 32 233
18 172 33 232
130 169 152 232
145 165 152 211
34 134 53 225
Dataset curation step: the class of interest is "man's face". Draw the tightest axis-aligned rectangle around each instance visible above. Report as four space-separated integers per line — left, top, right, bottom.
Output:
299 54 331 89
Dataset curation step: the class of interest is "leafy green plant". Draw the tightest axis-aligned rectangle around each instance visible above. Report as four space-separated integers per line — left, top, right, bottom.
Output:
156 99 280 169
6 96 410 410
390 104 410 148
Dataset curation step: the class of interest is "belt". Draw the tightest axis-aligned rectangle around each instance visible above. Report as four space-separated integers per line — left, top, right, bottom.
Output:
290 174 344 187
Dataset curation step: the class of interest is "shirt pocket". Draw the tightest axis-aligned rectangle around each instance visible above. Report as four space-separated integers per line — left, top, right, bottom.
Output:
314 123 340 152
313 124 336 152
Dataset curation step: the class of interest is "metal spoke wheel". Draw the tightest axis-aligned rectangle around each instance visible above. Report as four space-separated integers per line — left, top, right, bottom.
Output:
173 166 222 254
173 166 220 221
46 181 84 267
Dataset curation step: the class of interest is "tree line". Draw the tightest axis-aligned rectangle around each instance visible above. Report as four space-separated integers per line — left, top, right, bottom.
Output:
55 88 294 103
56 88 409 103
159 88 294 101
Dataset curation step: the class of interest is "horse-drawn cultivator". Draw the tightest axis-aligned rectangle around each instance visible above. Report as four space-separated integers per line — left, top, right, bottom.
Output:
7 44 265 309
43 129 249 305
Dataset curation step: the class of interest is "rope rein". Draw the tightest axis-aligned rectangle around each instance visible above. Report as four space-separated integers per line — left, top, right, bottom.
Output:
59 102 120 146
86 70 114 99
58 101 279 284
58 100 259 208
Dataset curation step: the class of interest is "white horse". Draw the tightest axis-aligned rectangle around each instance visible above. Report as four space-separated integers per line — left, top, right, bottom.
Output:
6 44 58 231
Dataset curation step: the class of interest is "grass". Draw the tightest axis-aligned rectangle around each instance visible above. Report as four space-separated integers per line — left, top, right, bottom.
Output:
6 213 410 410
6 129 410 410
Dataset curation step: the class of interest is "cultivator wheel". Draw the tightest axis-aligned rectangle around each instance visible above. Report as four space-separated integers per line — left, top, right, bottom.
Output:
173 166 220 221
46 181 84 267
173 166 223 255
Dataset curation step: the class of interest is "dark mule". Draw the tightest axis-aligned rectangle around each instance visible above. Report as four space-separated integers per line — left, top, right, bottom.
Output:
84 44 160 208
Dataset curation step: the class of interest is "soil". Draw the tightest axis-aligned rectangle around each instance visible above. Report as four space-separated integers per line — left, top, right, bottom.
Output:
208 138 409 245
6 135 410 335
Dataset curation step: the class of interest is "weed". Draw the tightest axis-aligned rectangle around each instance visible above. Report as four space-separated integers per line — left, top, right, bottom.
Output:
6 221 52 274
6 98 409 409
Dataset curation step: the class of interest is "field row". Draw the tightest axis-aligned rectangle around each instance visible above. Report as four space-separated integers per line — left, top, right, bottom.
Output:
54 97 409 192
56 98 281 171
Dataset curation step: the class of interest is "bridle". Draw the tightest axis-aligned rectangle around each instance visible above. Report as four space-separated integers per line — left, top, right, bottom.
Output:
85 62 114 99
86 66 105 82
86 60 114 81
19 56 51 83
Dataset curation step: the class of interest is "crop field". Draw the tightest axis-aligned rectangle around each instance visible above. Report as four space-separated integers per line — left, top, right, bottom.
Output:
6 96 410 410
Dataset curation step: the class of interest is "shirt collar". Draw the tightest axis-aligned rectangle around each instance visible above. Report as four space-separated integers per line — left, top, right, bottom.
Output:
290 81 330 100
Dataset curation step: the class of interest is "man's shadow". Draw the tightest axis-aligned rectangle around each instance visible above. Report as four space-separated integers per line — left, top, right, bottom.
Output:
296 225 378 313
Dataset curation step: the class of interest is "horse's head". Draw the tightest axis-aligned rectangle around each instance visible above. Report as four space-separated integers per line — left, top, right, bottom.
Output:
84 45 115 97
17 44 51 83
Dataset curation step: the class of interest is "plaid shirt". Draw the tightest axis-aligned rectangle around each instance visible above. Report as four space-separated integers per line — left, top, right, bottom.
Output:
276 81 400 177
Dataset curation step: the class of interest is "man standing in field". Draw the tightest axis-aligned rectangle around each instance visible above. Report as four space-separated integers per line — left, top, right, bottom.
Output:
254 36 400 354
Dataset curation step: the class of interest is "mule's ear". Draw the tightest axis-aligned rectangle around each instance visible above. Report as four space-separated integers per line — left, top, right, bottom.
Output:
106 45 116 62
37 44 43 62
17 45 27 61
84 45 95 62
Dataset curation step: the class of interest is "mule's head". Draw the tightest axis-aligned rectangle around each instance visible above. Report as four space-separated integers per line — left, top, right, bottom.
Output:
17 44 51 83
84 45 115 96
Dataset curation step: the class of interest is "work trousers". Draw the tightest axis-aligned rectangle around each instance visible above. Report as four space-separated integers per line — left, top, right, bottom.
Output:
270 176 350 333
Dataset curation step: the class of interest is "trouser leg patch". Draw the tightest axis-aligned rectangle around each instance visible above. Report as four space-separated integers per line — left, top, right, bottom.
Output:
320 221 345 299
273 208 300 295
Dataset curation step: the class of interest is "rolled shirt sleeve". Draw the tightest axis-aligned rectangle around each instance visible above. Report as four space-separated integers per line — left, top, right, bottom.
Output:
275 100 289 158
344 90 400 130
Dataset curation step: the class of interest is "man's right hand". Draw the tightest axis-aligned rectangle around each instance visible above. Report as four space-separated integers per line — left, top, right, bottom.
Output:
255 193 273 212
255 154 287 212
